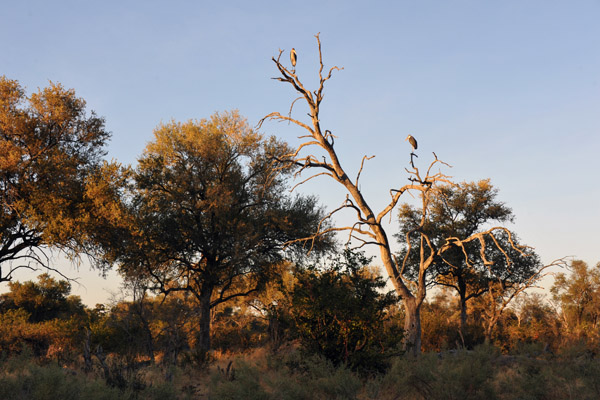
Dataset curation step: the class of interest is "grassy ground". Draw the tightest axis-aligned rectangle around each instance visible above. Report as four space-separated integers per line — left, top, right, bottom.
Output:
2 344 600 399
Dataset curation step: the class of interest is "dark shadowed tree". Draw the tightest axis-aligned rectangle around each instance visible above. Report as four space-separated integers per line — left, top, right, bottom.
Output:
0 273 86 323
0 76 110 281
109 111 328 354
289 249 402 371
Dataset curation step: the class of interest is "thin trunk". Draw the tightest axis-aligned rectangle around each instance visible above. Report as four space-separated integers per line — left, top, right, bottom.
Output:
83 329 92 373
484 324 494 343
141 317 155 363
484 293 498 343
459 294 468 346
455 274 469 348
403 297 422 356
135 302 155 363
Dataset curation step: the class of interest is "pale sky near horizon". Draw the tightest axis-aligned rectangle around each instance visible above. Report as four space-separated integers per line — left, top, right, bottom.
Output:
2 1 599 306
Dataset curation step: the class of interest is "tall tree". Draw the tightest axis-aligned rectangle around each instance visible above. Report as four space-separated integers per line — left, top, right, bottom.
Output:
262 35 537 354
0 76 110 281
112 111 327 353
396 180 523 340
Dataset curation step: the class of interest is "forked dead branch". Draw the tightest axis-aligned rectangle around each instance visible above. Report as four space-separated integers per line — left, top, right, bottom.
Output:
261 34 555 354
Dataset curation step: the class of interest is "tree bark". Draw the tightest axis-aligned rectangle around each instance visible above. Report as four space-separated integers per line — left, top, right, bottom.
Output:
403 297 422 356
134 299 155 363
459 293 468 346
197 286 213 354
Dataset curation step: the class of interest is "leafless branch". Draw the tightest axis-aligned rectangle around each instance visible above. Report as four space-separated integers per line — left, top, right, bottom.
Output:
259 112 315 134
290 171 334 192
356 155 375 186
288 97 304 119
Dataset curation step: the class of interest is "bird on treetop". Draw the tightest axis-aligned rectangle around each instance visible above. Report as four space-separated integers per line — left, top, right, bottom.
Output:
290 48 297 68
405 135 418 151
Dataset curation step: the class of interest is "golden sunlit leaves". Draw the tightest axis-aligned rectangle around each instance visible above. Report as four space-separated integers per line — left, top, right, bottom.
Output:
0 76 110 280
146 110 262 166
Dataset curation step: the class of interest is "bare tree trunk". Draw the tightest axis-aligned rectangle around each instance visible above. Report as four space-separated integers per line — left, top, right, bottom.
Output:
484 322 494 344
403 297 422 356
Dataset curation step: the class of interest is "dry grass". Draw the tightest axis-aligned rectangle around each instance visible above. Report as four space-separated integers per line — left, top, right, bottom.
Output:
2 344 600 399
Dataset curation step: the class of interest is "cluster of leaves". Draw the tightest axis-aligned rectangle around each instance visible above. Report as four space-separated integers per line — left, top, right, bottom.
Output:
0 349 176 400
91 111 331 355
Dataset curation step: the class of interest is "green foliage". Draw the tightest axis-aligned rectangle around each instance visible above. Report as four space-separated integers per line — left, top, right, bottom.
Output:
1 274 86 322
206 345 600 399
419 293 464 351
211 305 269 352
277 353 362 399
210 361 269 400
289 249 402 372
376 346 498 400
504 293 560 350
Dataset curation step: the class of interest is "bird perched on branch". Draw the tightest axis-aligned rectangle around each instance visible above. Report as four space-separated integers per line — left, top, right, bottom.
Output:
405 135 418 151
290 48 297 68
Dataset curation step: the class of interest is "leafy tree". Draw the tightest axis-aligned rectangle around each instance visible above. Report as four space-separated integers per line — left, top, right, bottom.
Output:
108 111 328 354
0 76 110 281
0 273 85 323
551 260 600 342
395 180 538 342
289 249 402 371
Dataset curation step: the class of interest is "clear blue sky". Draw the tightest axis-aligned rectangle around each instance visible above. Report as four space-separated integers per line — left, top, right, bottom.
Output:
2 1 599 305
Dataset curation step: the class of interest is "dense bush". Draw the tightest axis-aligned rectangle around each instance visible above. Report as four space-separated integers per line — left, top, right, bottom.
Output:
288 249 403 372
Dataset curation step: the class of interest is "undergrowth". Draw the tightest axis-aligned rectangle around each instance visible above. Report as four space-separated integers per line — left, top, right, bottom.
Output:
2 344 600 399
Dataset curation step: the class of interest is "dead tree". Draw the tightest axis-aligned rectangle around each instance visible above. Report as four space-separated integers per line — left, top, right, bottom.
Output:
261 34 545 355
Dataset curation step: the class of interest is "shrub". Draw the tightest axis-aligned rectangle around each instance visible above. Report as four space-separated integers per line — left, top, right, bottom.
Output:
289 249 402 372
